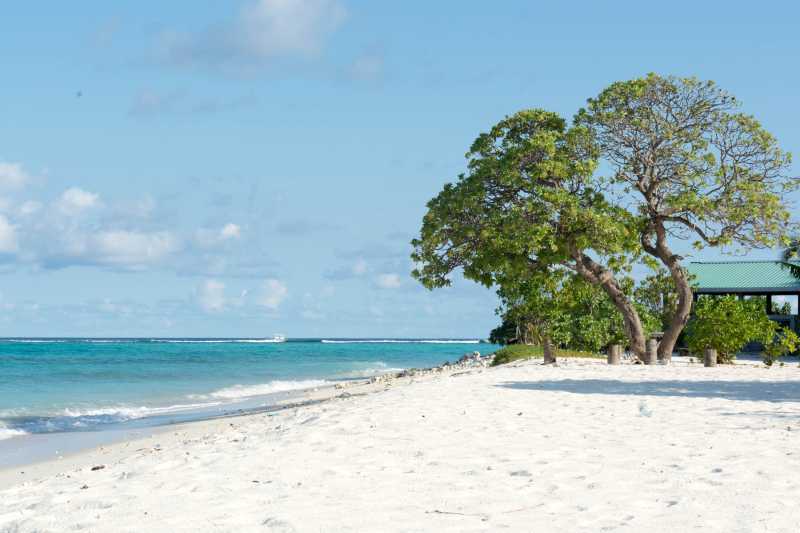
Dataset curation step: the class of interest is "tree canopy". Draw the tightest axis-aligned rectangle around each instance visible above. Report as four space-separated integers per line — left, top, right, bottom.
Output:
577 74 797 357
413 74 798 359
411 110 650 357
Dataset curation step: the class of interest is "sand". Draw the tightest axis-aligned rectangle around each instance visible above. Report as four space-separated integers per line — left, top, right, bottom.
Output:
1 358 800 532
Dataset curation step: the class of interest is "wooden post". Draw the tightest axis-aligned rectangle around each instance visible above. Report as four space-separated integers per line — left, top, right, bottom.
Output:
607 344 621 365
766 294 773 315
645 339 657 365
704 348 717 367
543 340 556 364
658 344 671 364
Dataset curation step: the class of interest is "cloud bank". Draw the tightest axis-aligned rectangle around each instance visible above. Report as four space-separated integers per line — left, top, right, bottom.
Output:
158 0 347 70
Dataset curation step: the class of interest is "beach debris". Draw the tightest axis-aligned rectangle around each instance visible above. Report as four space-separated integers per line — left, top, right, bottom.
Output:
510 470 532 477
426 509 490 522
638 401 653 417
90 465 105 471
80 484 89 490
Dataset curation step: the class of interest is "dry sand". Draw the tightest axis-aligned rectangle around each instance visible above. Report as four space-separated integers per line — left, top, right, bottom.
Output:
2 358 800 532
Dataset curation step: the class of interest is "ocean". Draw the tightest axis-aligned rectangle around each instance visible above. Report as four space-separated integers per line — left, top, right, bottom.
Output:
0 338 496 442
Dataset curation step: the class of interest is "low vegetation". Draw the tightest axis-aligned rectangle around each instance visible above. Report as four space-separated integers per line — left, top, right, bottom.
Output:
685 296 799 364
491 344 602 366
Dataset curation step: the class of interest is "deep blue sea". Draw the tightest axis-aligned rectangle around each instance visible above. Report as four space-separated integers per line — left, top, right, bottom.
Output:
0 338 495 441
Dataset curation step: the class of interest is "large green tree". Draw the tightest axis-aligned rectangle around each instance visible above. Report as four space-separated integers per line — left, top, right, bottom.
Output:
577 74 797 359
411 110 651 358
413 75 797 360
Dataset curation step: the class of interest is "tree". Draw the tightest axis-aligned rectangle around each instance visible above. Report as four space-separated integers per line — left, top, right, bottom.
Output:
492 273 661 355
411 110 651 359
494 269 573 363
685 295 798 364
577 74 798 359
634 268 679 332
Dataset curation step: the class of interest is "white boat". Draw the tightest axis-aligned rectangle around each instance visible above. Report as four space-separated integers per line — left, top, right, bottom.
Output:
271 334 287 343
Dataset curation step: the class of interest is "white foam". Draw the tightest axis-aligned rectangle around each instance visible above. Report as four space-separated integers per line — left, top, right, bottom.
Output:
0 425 28 440
153 339 285 344
5 339 66 343
202 380 329 400
321 339 481 344
336 362 405 378
60 401 224 420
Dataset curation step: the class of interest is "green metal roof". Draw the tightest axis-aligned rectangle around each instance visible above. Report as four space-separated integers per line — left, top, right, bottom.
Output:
687 261 800 293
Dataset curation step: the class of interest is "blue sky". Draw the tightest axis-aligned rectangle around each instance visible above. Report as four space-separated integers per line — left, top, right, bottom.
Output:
0 0 798 337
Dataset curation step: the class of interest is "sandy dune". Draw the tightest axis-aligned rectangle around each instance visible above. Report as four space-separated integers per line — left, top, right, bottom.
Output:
2 359 800 532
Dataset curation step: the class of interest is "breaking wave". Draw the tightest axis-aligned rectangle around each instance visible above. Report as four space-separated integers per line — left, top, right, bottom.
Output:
198 379 330 400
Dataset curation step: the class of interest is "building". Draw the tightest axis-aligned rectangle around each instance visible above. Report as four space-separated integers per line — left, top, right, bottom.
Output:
686 261 800 333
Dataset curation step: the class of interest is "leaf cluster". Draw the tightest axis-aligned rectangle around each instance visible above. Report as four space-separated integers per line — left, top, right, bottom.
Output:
685 296 798 364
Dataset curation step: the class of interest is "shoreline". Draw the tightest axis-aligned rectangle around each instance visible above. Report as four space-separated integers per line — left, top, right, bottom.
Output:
3 356 800 531
0 353 493 487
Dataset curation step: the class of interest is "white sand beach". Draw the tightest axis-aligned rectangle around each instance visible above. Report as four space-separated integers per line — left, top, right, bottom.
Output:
2 358 800 532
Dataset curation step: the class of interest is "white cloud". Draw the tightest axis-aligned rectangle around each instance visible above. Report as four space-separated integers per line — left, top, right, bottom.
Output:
198 279 227 312
89 230 179 269
18 201 42 216
220 223 241 240
258 278 288 310
160 0 346 68
195 223 243 248
239 0 345 57
0 215 18 253
57 187 100 216
376 273 401 289
0 162 34 190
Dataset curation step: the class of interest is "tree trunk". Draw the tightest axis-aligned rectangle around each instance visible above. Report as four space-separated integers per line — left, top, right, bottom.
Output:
601 280 647 360
570 252 647 360
646 222 694 361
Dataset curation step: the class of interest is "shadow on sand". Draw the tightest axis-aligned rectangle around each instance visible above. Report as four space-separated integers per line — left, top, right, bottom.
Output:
497 379 800 403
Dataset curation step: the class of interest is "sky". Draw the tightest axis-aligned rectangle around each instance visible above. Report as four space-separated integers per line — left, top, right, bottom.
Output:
1 0 799 337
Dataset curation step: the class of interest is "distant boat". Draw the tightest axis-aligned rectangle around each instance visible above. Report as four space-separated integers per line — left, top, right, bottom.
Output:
270 334 287 343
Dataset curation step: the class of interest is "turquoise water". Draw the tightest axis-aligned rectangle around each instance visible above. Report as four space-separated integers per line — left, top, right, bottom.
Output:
0 338 495 439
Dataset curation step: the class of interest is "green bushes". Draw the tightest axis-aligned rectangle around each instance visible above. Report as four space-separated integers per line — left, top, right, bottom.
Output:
685 296 799 364
490 344 602 366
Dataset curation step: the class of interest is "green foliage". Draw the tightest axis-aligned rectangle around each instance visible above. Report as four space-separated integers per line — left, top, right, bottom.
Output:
413 75 797 357
685 296 796 364
411 109 638 292
764 328 800 366
490 344 601 366
488 318 518 345
634 269 678 332
771 300 793 315
577 73 796 253
492 272 660 353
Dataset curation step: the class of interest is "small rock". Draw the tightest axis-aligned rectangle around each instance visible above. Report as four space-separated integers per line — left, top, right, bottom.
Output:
91 465 105 471
80 484 89 490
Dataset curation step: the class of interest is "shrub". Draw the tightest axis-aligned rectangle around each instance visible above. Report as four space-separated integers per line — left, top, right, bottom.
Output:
685 295 796 364
763 328 800 366
490 344 601 366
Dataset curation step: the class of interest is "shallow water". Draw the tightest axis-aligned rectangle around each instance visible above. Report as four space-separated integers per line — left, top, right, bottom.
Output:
0 338 494 439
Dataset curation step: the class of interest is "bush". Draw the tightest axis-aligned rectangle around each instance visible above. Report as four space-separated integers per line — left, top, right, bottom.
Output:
763 328 800 366
685 296 797 364
490 344 602 366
